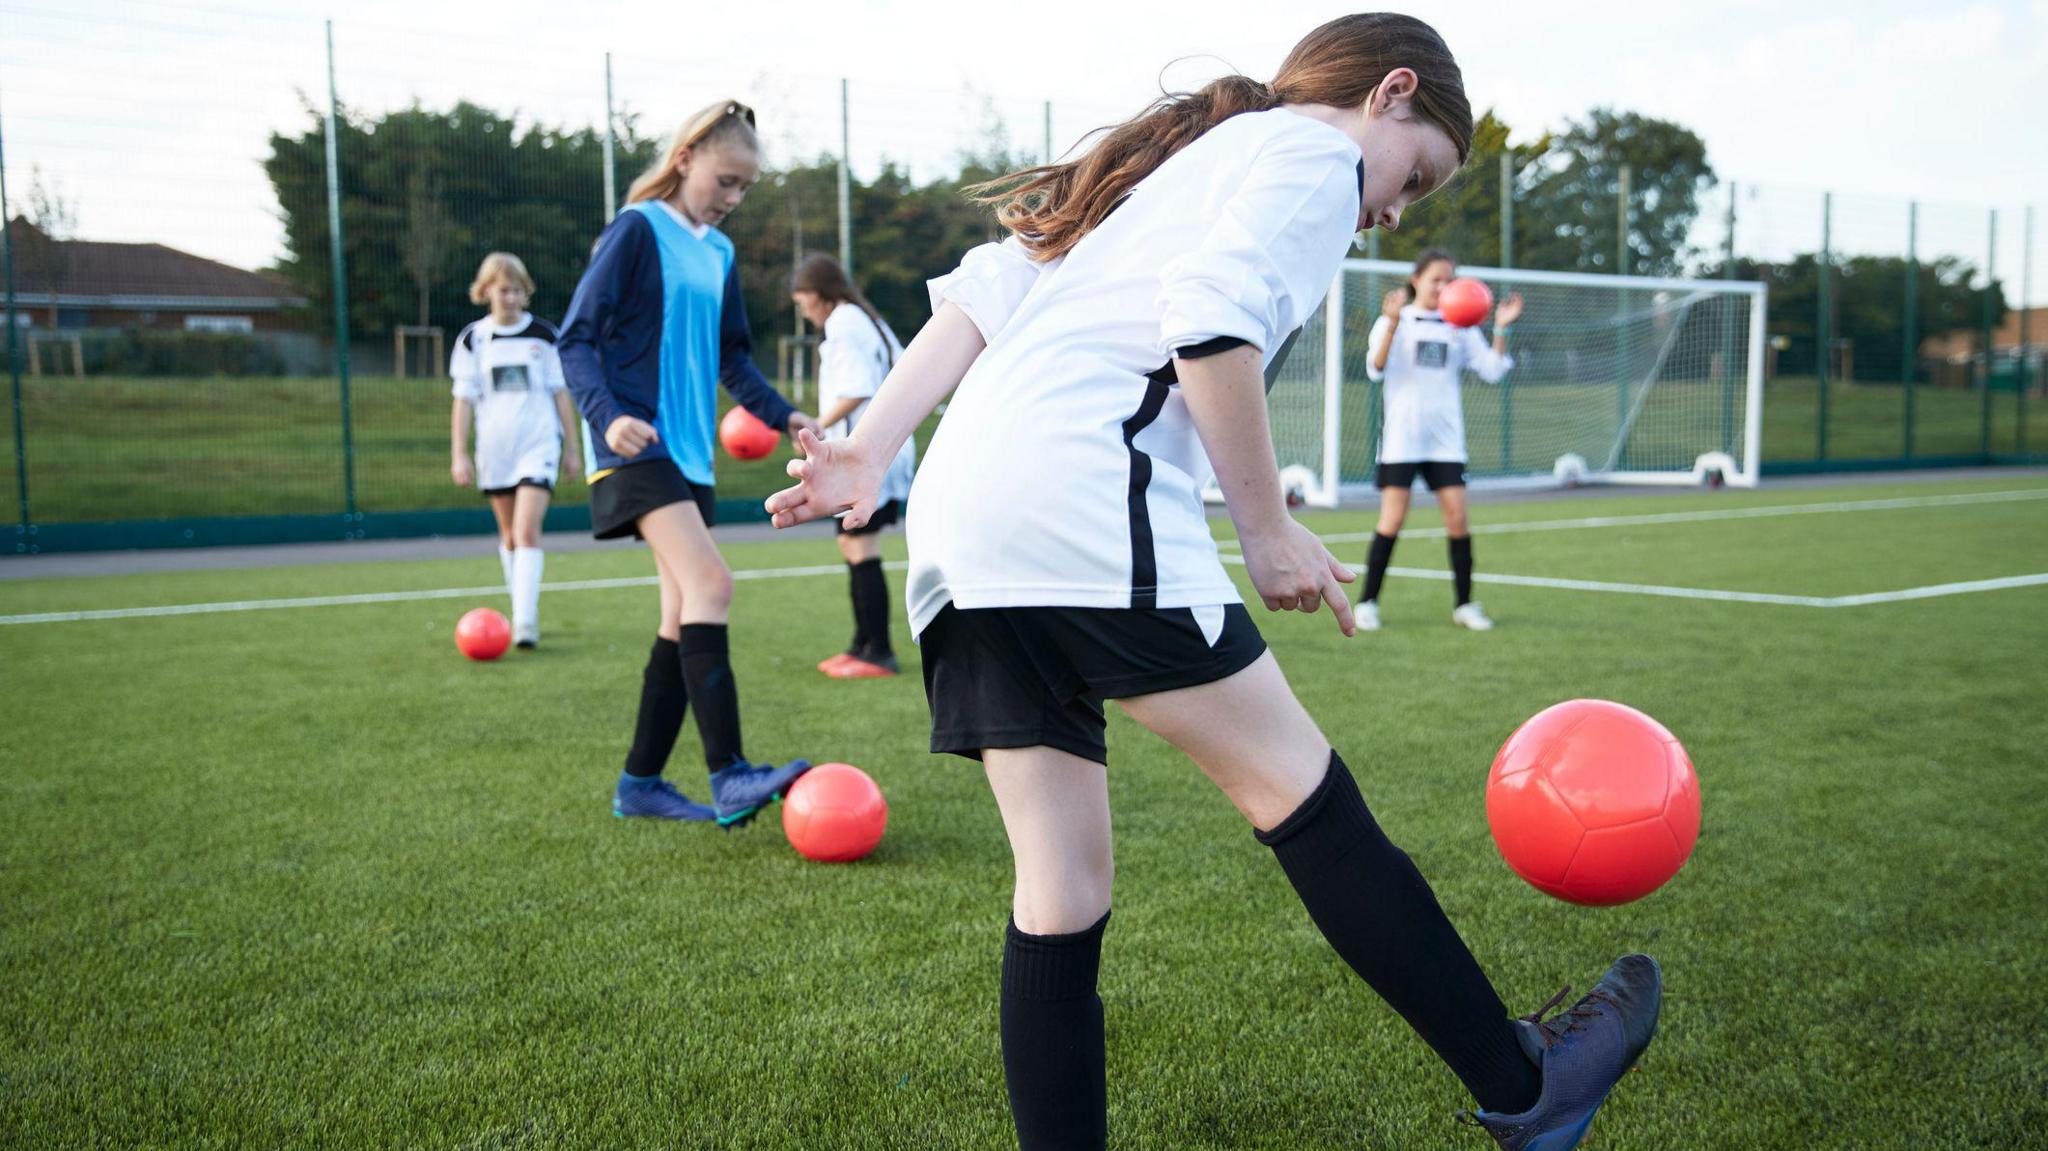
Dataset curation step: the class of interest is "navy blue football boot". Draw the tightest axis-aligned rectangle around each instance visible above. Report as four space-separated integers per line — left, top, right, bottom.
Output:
708 759 813 828
1460 954 1663 1150
612 777 718 822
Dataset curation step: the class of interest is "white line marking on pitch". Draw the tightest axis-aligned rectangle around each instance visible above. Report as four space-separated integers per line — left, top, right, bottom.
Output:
1216 488 2048 549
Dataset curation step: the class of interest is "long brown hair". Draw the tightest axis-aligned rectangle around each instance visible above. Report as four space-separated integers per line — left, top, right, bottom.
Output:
625 100 759 206
968 14 1472 261
791 253 894 364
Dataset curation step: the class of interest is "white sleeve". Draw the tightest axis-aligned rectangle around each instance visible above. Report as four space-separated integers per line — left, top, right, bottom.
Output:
1364 316 1394 383
449 329 484 401
927 236 1051 343
1156 132 1359 356
1461 327 1514 384
819 308 883 400
541 342 568 394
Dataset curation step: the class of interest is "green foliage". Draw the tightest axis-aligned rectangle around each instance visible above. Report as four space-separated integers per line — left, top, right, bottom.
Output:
1707 253 2007 379
1372 110 1548 269
1516 108 1715 276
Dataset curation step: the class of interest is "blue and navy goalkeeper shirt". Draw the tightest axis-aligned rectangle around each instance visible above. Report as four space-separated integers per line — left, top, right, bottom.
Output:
559 200 795 484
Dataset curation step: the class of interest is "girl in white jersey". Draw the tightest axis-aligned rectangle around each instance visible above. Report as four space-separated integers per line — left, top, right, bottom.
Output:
768 15 1661 1151
790 254 916 679
449 252 581 648
1360 247 1522 631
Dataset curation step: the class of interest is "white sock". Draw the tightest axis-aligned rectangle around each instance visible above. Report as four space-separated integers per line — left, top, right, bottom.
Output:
512 547 544 641
498 546 515 597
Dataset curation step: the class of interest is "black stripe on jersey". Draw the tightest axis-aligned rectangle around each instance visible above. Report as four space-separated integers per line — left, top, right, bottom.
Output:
459 322 481 352
521 316 560 344
1121 377 1172 609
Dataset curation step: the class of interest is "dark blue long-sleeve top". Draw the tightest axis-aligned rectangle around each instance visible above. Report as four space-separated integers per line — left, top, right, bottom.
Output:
559 201 796 484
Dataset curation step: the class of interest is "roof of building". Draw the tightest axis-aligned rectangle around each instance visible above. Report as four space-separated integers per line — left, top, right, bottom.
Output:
4 217 307 311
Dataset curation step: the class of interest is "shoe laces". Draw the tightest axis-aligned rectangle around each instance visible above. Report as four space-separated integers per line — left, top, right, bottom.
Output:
1522 983 1618 1044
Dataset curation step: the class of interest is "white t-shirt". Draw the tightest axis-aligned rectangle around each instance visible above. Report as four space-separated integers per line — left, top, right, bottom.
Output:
450 313 569 489
1365 305 1513 463
906 108 1362 636
818 301 916 505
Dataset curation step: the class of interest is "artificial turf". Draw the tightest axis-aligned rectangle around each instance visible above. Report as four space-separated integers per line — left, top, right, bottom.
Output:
3 475 2045 1148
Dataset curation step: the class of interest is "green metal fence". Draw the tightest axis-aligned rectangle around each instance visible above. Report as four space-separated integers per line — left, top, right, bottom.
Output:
1 8 2043 554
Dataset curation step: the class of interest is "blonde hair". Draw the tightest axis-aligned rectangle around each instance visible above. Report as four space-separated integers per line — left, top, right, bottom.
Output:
625 100 760 206
468 251 534 305
970 14 1472 262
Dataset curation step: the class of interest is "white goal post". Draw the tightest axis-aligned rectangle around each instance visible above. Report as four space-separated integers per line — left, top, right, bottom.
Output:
1253 259 1767 507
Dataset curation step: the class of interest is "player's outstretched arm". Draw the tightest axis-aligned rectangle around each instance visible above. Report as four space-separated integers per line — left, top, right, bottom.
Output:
767 302 985 530
1178 344 1355 636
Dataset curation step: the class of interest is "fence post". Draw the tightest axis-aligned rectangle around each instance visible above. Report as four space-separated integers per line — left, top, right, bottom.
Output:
1043 100 1052 164
1981 209 1997 454
1817 191 1832 461
837 78 852 277
1903 201 1918 459
2022 206 2035 455
0 93 29 550
1615 164 1631 438
602 53 617 223
323 20 358 531
1499 154 1514 469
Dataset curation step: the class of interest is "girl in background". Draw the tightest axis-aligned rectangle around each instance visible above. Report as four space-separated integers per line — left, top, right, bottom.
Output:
790 253 916 679
1360 247 1521 631
449 251 580 649
560 100 819 827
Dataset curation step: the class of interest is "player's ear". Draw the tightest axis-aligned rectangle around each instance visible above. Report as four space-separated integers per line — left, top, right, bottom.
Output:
1370 68 1419 120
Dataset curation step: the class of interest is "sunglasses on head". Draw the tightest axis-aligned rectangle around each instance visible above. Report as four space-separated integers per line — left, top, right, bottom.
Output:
682 100 756 147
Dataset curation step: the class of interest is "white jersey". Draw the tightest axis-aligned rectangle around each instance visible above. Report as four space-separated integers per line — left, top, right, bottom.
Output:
818 301 916 506
450 313 569 490
906 108 1363 636
1365 305 1513 463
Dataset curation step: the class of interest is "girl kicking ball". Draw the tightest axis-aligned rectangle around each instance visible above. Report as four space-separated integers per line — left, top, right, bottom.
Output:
1360 247 1521 631
559 99 819 827
790 253 915 679
769 14 1658 1150
449 251 581 649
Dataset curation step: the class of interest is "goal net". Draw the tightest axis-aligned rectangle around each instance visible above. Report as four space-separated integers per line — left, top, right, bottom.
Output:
1260 259 1767 506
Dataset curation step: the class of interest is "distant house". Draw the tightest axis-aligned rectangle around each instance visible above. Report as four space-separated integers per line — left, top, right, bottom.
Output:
1920 305 2048 362
3 217 308 333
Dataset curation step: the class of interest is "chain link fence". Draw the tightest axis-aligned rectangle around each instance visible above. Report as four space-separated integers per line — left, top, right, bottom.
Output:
2 6 2042 552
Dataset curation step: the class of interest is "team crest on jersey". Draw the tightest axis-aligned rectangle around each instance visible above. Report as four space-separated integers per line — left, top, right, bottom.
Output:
1415 340 1449 368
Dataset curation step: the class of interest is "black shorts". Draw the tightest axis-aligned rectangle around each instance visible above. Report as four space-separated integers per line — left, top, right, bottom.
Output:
837 499 902 537
480 477 554 498
1377 460 1468 491
921 602 1267 765
589 459 716 540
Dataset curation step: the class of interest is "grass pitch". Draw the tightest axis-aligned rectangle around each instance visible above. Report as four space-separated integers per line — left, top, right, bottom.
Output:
3 475 2046 1148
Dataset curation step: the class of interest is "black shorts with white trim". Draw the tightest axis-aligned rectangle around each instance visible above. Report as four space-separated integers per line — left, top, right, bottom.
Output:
589 459 716 539
480 477 555 498
921 602 1267 765
836 499 902 537
1376 460 1468 491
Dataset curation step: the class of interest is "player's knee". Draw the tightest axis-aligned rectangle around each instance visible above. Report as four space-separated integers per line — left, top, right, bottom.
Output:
687 564 734 610
1015 865 1113 936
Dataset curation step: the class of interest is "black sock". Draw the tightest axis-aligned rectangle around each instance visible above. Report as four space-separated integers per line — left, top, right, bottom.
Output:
622 637 686 778
1001 913 1110 1150
678 623 744 771
1363 531 1398 604
1258 753 1539 1115
849 558 892 658
1450 535 1474 607
844 563 871 654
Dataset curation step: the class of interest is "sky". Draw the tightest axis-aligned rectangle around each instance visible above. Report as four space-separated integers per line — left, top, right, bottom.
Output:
2 0 2044 296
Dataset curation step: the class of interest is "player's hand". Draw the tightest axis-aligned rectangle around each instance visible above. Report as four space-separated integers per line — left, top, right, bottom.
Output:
786 411 822 441
605 416 658 459
451 456 473 487
1496 292 1524 327
1241 518 1356 637
1382 288 1406 320
766 426 884 530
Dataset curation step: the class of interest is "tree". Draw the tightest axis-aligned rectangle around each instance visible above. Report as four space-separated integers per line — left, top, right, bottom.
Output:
19 167 77 327
1516 109 1714 276
1707 251 2005 379
400 170 455 327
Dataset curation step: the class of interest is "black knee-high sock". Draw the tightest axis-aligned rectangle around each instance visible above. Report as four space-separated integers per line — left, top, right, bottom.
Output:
1363 532 1398 603
678 623 744 771
1258 753 1540 1114
622 637 686 778
844 563 871 654
1001 913 1110 1151
850 558 892 657
1450 535 1475 607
